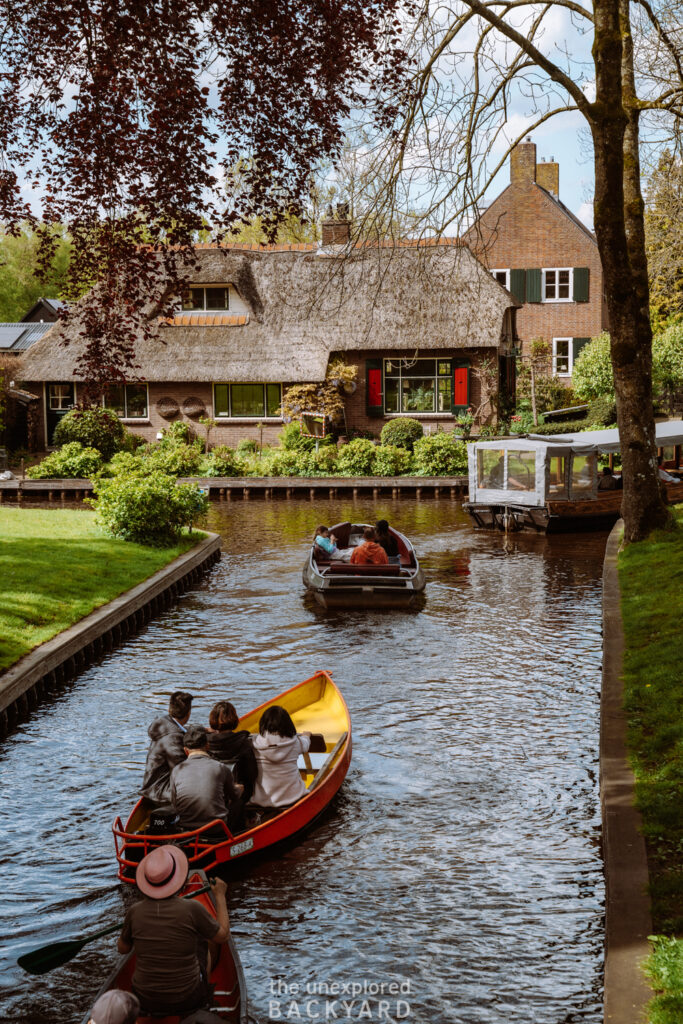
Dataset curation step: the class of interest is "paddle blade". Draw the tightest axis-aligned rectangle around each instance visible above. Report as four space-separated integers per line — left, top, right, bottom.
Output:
18 937 87 976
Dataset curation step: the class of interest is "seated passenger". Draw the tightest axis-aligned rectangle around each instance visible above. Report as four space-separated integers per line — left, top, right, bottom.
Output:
140 691 193 805
170 725 243 832
314 525 339 557
375 519 400 564
251 706 312 808
207 700 258 803
118 846 229 1018
658 457 682 483
88 991 139 1024
350 527 389 565
598 466 618 490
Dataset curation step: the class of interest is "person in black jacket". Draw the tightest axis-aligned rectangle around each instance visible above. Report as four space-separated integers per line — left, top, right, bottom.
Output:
207 700 258 804
139 691 193 804
375 519 401 565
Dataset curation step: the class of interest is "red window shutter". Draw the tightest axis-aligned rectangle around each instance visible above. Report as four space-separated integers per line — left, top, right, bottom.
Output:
368 368 382 407
453 367 468 407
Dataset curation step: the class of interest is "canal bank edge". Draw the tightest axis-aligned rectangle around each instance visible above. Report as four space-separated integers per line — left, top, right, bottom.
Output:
0 531 221 735
601 519 652 1023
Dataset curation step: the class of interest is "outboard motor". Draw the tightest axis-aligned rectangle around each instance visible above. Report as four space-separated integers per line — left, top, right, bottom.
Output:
147 807 181 835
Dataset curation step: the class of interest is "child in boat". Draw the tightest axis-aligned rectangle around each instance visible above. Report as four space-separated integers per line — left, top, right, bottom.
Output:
314 525 339 557
207 700 258 803
251 705 312 808
350 527 389 565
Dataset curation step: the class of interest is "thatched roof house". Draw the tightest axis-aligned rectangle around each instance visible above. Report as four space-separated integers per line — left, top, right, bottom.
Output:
18 226 519 448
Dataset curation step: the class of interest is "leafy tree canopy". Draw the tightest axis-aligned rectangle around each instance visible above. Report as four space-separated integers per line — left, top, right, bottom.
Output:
0 224 72 321
645 151 683 333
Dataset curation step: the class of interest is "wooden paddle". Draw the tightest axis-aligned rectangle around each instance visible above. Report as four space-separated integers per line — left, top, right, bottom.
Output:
18 880 214 976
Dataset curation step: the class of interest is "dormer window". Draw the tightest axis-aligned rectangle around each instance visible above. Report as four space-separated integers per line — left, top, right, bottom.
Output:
182 286 230 312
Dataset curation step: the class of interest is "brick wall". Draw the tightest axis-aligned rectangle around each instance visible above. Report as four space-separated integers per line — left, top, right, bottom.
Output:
467 141 608 378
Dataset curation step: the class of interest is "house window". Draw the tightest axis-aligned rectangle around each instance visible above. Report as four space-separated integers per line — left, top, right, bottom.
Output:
48 383 74 411
491 269 510 289
543 268 572 301
182 286 230 312
552 338 572 376
214 383 282 418
103 384 149 418
383 358 452 414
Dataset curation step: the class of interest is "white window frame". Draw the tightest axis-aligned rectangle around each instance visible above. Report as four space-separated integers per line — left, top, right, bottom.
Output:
48 383 74 411
102 383 149 420
213 382 283 419
490 269 510 290
552 337 573 377
182 284 231 313
543 267 573 303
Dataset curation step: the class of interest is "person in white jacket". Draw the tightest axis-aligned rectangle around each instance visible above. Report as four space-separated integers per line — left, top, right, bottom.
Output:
251 706 312 808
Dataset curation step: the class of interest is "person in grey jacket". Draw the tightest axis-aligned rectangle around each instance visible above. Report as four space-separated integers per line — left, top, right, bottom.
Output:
140 691 193 804
171 725 244 832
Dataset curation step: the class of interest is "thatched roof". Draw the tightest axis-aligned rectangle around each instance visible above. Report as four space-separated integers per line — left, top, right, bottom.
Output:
19 241 516 383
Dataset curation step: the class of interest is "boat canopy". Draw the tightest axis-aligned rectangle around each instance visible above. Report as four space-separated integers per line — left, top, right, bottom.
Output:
467 420 683 507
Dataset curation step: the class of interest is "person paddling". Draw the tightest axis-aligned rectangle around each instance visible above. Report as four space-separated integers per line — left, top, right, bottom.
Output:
117 846 229 1017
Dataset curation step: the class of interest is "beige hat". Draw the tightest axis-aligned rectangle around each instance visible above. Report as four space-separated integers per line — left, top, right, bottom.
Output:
136 844 188 899
89 989 140 1024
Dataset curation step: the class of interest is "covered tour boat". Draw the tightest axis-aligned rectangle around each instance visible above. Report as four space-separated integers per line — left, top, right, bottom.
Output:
113 672 351 883
302 521 426 609
464 420 683 533
80 870 255 1024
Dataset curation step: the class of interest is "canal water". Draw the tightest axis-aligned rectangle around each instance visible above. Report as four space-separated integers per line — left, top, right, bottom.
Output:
1 500 606 1024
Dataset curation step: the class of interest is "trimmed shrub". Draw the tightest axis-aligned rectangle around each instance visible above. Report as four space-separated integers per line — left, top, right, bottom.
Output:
53 407 127 461
301 446 339 476
106 451 147 477
236 438 260 455
335 438 377 476
92 472 208 546
203 446 242 477
588 395 617 426
159 420 196 446
412 433 468 475
380 418 424 451
144 443 203 477
27 442 103 479
373 445 413 476
529 418 593 436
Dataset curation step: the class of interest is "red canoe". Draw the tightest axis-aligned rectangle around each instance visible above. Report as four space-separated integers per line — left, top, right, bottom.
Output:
80 871 254 1023
113 671 351 883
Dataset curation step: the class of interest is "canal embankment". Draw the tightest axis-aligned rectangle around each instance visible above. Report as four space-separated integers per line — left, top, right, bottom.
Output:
0 473 469 503
0 508 220 734
615 506 683 1023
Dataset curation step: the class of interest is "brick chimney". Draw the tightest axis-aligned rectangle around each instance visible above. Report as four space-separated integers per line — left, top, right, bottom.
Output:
537 156 559 196
510 137 537 185
321 203 351 246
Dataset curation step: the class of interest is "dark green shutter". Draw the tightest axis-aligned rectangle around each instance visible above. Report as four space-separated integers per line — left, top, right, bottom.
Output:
451 360 470 412
366 358 384 418
572 337 590 366
573 267 590 302
509 269 526 304
525 268 542 303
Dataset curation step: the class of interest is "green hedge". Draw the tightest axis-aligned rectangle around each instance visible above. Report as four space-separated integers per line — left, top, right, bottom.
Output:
91 472 209 546
27 442 103 479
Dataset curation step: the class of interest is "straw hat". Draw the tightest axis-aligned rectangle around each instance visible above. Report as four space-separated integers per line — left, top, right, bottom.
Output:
136 845 188 899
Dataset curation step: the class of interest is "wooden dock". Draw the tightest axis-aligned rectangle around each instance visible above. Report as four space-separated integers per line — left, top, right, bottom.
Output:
0 475 469 503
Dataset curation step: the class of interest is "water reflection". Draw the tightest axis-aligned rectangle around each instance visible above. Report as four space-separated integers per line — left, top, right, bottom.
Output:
0 499 605 1023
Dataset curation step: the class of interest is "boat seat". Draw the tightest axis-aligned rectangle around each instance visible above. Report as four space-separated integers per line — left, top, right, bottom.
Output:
324 563 402 576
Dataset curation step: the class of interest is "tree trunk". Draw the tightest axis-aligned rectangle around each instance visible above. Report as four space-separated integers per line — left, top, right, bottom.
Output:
590 0 671 542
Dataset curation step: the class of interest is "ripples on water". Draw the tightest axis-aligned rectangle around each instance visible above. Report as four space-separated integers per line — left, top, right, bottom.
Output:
0 500 605 1023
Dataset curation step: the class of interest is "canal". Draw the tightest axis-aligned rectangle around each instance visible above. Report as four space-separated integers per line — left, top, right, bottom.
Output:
1 500 606 1024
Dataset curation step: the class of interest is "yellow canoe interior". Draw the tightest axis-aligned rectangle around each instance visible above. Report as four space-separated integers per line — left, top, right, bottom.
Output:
126 672 349 834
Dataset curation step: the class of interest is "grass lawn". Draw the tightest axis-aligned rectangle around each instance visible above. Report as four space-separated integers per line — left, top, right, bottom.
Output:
0 508 203 672
619 507 683 1022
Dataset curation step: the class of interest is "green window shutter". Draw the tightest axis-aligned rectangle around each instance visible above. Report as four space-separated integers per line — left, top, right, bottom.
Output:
573 267 590 302
572 337 590 367
509 269 526 304
366 358 384 418
526 268 542 303
451 360 470 412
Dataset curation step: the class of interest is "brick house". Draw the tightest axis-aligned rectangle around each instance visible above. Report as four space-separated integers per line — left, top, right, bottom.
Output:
464 137 608 381
17 225 519 449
